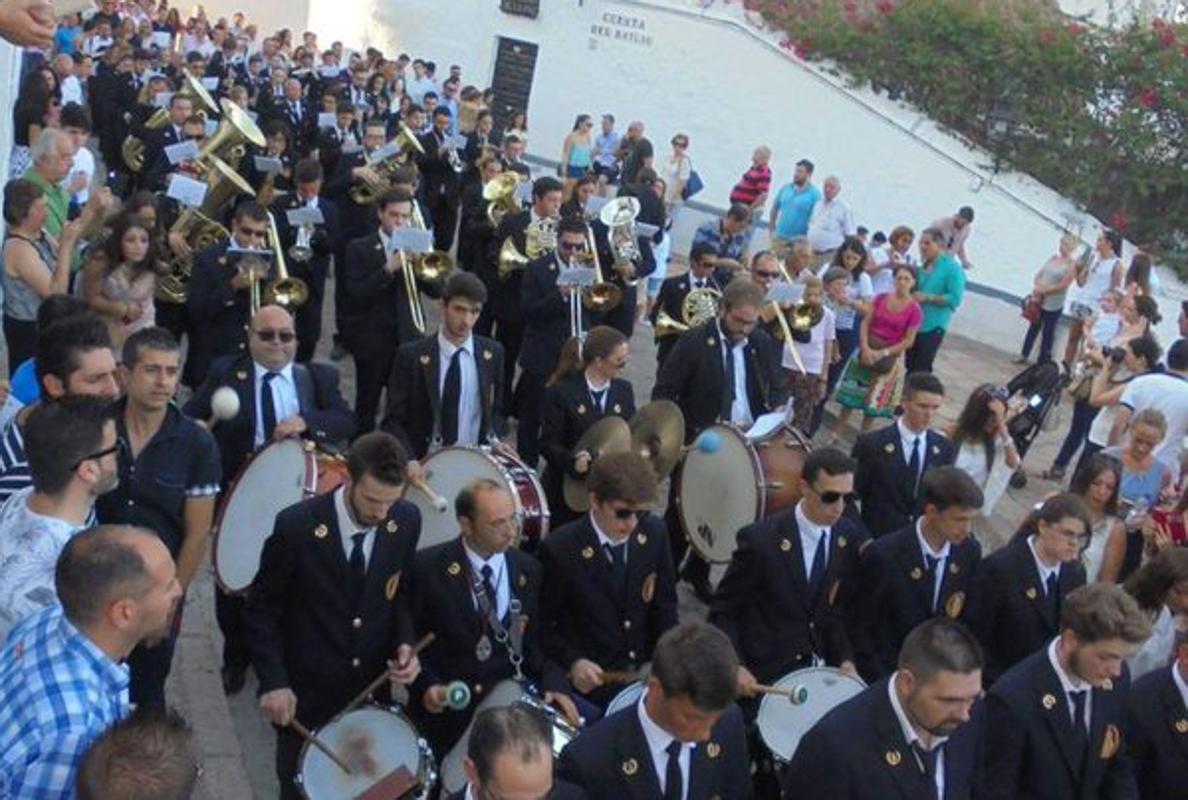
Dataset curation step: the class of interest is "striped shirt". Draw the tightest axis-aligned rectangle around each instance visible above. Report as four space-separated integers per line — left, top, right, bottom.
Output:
0 603 130 799
729 163 772 207
0 418 31 506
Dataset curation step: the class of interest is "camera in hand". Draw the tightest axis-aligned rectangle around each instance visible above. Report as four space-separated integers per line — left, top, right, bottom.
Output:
1101 346 1125 364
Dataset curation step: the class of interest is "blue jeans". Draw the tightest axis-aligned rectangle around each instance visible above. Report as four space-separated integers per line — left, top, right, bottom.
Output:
1053 399 1098 470
1021 309 1061 362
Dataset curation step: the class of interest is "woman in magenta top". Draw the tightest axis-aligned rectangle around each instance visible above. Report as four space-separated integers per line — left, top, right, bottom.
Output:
832 262 923 434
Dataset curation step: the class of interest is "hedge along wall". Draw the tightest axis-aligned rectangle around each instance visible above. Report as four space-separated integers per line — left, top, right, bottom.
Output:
735 0 1187 274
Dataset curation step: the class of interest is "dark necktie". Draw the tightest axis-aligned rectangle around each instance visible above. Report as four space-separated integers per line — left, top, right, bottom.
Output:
807 531 828 605
480 563 498 618
909 436 922 497
261 371 279 442
911 742 940 800
693 279 704 289
591 388 606 415
349 532 367 598
664 740 683 800
721 343 737 421
1046 572 1060 618
441 349 463 444
604 542 627 597
1069 689 1089 764
924 554 941 613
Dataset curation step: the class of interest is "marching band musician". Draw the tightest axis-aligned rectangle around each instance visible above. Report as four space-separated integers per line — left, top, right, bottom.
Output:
649 242 724 368
516 216 607 469
185 304 356 695
409 479 577 758
709 447 867 797
538 452 678 710
143 113 207 192
242 120 295 205
556 622 752 800
1126 623 1188 800
783 619 986 800
417 106 463 254
540 326 635 528
245 432 423 800
184 201 271 389
455 706 588 800
458 152 505 277
486 176 564 406
381 271 506 459
270 158 341 362
652 278 785 601
341 187 441 433
851 467 984 683
141 93 193 180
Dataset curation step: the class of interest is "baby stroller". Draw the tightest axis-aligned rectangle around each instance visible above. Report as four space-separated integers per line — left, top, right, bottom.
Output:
1004 361 1066 488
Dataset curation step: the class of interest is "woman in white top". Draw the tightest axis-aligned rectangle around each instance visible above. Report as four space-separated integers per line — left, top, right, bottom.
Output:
660 133 693 214
1070 454 1126 582
1063 229 1123 365
1122 548 1188 679
865 224 915 296
950 384 1021 521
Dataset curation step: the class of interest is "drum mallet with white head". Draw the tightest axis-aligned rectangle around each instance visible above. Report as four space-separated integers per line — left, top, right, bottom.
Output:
408 473 449 513
445 680 471 710
754 683 809 705
206 386 240 429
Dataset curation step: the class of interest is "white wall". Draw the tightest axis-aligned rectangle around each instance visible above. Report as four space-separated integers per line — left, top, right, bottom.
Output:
282 0 1188 344
196 0 311 40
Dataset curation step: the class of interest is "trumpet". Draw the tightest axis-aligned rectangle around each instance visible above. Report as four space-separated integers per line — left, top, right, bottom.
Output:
289 222 314 263
446 142 464 174
581 223 622 312
261 211 310 313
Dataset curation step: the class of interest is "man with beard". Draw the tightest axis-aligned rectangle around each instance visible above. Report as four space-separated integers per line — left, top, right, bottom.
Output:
981 583 1150 799
96 328 221 707
0 525 183 797
782 618 985 799
0 396 120 639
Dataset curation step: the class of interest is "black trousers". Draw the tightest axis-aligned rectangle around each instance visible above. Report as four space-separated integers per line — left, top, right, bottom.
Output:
216 588 251 672
495 317 524 415
425 192 459 253
351 343 397 434
514 371 548 468
602 284 638 339
127 626 179 708
275 724 305 800
155 301 189 345
294 278 325 363
905 328 946 374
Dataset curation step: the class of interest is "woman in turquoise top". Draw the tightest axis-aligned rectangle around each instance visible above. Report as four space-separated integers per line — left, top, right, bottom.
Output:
560 114 594 195
905 228 966 373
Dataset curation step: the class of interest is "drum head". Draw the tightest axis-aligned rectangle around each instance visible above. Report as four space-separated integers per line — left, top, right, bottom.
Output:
605 681 646 717
298 707 422 800
441 680 526 794
410 448 511 550
757 667 866 762
677 424 761 563
214 439 310 593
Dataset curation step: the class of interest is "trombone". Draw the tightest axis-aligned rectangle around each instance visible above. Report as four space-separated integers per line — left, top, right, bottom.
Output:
581 223 622 312
260 211 310 313
386 235 427 336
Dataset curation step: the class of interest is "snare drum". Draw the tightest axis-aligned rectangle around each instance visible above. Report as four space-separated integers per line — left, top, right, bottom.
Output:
409 447 549 551
439 680 577 795
213 439 349 593
604 681 646 716
677 422 810 563
756 667 866 763
296 705 435 799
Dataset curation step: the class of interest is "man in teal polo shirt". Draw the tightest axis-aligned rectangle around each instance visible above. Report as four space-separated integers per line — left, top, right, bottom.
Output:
906 227 965 373
22 129 75 238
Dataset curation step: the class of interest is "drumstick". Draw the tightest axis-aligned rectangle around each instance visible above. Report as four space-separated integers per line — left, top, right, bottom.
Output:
344 633 437 712
407 473 449 513
600 670 640 686
290 719 354 775
754 683 808 704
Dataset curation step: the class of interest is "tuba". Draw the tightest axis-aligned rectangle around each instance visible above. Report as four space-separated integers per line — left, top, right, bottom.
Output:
156 155 257 304
194 98 266 171
483 172 522 228
349 124 425 205
598 197 641 283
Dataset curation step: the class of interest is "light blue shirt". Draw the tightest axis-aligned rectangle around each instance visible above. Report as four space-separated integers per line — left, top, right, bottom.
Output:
773 182 822 239
253 362 300 446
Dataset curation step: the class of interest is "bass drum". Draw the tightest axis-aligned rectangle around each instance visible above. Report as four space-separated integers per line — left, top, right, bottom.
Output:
677 420 810 564
213 439 348 593
408 447 549 551
604 681 646 717
757 667 866 763
295 705 435 799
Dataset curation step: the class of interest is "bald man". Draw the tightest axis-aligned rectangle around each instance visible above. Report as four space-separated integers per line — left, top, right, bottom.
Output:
184 304 355 694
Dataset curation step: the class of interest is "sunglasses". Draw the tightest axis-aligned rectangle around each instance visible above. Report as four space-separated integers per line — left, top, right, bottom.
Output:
558 241 584 251
72 442 121 471
255 329 296 343
613 507 649 520
754 270 780 279
813 488 858 505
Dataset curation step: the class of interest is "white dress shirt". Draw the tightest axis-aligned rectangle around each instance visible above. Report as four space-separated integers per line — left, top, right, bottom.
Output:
253 362 300 447
887 673 947 799
915 519 951 612
1172 661 1188 711
1047 638 1093 733
637 690 691 800
438 332 481 445
1026 536 1061 592
897 418 927 472
463 541 509 619
586 377 610 414
717 321 752 427
591 513 629 566
806 196 857 252
794 502 829 579
334 485 376 566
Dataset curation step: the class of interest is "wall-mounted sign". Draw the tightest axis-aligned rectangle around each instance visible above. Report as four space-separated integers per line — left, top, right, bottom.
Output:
500 0 540 19
589 10 654 48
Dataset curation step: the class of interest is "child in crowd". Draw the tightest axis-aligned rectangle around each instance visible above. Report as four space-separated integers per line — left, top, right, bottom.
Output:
1084 289 1124 348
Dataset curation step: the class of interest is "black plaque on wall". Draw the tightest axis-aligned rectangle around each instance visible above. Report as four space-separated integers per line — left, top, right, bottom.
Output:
500 0 540 19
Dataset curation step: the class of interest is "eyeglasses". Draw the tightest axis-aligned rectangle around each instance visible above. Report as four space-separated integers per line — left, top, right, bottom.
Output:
1054 527 1089 545
255 329 296 343
811 487 858 505
72 442 121 471
673 141 688 148
613 507 649 520
753 270 780 279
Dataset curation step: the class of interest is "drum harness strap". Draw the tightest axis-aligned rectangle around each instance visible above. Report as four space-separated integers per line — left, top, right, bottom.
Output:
470 562 526 682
